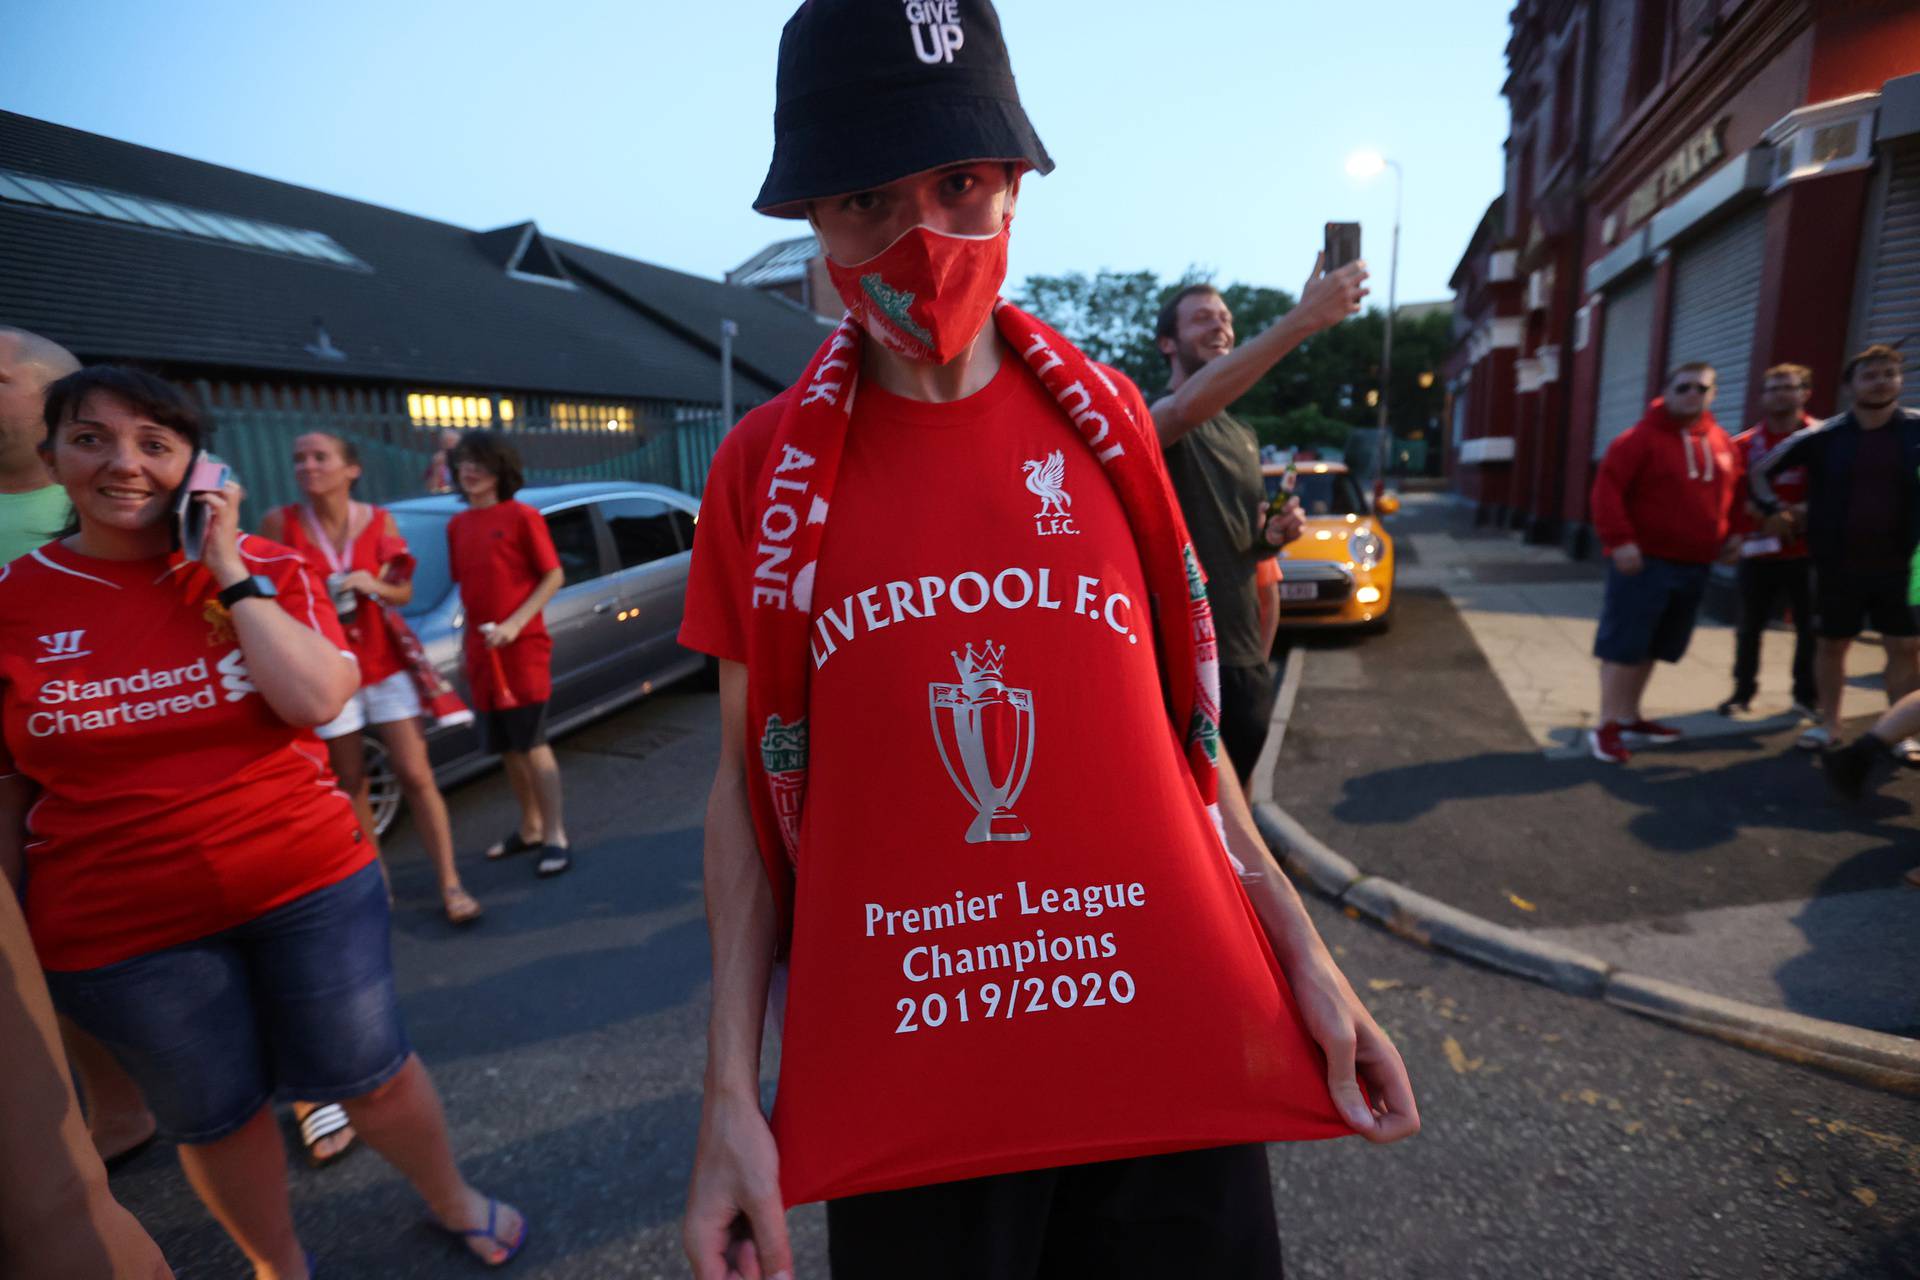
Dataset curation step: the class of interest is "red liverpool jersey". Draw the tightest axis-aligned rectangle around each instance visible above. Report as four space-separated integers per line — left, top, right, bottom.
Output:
0 537 370 971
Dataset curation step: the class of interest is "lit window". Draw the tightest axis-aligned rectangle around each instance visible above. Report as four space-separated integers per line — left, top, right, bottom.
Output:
499 399 515 422
547 401 636 433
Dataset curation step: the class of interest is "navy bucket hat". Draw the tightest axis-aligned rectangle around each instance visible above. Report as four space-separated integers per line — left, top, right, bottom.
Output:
754 0 1054 218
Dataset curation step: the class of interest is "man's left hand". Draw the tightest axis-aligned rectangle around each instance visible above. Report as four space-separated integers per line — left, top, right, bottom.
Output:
484 618 524 648
1716 534 1743 565
1280 945 1420 1143
1261 498 1306 549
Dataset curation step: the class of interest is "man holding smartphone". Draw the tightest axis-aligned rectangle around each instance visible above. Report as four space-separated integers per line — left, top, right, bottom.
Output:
1150 258 1369 783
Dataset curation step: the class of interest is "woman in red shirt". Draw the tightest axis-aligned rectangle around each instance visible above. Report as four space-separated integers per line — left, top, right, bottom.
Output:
0 368 524 1273
260 432 481 928
445 433 571 877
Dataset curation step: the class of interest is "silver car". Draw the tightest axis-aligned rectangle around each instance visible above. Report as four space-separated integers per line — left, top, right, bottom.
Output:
362 481 705 834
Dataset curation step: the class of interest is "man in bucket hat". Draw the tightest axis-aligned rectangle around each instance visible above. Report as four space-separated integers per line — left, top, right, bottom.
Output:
680 4 1419 1277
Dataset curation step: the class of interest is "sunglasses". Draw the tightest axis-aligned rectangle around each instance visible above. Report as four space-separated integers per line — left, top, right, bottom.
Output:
1671 381 1713 394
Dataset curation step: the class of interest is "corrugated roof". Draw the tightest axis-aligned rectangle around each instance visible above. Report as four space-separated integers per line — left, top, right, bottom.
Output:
0 111 824 401
726 235 817 288
559 239 834 393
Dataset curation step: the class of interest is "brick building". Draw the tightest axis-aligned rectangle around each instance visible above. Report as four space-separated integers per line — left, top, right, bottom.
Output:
1447 0 1920 555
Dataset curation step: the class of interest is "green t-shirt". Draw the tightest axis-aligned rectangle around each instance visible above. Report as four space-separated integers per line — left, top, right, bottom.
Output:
1162 407 1274 669
0 484 71 563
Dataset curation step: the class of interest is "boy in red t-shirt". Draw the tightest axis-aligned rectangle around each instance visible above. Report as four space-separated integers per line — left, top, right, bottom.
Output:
445 433 571 876
680 4 1417 1277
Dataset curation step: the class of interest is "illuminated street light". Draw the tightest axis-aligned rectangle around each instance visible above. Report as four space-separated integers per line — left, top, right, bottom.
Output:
1346 149 1387 180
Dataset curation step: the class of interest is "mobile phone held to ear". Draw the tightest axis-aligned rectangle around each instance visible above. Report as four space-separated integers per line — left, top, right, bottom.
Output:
174 451 232 560
1325 221 1362 274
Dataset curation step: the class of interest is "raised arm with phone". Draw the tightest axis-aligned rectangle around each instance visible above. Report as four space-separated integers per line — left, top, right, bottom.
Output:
1148 247 1370 445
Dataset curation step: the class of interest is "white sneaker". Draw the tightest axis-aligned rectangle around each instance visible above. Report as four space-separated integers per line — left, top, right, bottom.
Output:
1796 724 1834 752
1895 737 1920 767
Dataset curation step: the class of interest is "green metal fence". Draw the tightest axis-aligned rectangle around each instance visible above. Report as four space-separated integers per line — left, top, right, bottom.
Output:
198 386 727 528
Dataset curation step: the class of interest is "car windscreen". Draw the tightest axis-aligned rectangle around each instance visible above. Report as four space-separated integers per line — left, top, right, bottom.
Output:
1264 471 1367 517
388 509 455 619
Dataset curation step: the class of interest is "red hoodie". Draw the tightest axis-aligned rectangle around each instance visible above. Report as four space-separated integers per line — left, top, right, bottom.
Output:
1590 399 1740 564
1726 414 1816 559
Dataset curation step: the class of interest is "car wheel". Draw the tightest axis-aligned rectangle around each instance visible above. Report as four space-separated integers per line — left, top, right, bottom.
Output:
362 733 402 838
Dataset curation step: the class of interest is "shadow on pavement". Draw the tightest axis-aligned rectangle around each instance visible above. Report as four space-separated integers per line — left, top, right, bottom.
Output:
1328 739 1916 876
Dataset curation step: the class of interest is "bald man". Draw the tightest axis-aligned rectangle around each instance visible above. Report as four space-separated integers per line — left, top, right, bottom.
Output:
0 327 80 562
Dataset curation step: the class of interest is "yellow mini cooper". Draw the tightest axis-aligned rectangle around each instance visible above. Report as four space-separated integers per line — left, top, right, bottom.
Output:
1260 460 1398 631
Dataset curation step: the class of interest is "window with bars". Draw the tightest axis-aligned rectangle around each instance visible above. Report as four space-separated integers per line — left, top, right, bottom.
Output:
407 393 502 428
550 402 636 432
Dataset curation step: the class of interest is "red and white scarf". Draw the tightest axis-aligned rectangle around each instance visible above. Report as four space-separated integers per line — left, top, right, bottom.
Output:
744 301 1225 949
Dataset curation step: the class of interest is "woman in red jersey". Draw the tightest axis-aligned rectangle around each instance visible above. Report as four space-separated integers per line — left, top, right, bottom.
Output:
260 432 482 929
0 368 525 1274
444 433 570 877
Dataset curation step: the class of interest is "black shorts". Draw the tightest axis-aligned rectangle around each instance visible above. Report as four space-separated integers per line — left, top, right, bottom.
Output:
1812 565 1919 640
482 701 550 754
826 1144 1281 1280
1219 662 1279 781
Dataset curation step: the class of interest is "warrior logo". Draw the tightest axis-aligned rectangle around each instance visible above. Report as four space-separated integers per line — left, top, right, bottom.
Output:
929 641 1035 843
904 1 964 64
859 274 934 348
759 714 808 858
35 630 88 664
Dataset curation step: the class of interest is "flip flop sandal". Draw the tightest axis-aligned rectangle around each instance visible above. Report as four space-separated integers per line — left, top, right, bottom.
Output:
534 844 571 878
436 1197 527 1267
297 1103 356 1169
443 886 484 926
485 832 540 861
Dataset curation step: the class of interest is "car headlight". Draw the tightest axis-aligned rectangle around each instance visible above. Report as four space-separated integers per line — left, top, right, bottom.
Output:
1348 527 1385 570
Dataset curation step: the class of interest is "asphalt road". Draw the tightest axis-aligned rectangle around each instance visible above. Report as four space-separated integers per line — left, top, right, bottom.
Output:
1273 585 1920 1037
107 684 1920 1278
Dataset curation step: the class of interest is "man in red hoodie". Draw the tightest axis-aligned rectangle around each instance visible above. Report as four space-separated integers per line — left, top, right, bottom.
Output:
1587 362 1742 763
1719 363 1819 720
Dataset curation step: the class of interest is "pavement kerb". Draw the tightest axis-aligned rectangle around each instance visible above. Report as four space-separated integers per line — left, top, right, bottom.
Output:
1257 647 1920 1096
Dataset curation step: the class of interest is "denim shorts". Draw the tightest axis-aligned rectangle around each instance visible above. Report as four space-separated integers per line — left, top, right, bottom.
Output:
1593 556 1710 665
46 861 411 1144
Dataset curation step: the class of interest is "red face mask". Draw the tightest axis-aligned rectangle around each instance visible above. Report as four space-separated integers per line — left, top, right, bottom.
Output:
823 218 1010 364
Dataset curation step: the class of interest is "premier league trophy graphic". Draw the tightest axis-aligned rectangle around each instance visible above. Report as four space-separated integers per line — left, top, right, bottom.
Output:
929 641 1035 843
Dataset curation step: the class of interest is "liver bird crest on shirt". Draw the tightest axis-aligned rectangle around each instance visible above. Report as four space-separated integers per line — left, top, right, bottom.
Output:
1022 451 1071 518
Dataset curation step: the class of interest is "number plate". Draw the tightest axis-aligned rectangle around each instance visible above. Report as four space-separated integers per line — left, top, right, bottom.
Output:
1279 582 1319 601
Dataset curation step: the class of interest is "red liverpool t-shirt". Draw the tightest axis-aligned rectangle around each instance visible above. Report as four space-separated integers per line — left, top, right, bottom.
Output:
0 537 372 971
682 356 1344 1202
447 499 560 710
276 503 408 684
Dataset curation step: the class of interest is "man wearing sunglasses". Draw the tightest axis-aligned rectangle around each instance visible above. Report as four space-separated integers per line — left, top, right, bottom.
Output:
1751 345 1920 756
1588 362 1743 764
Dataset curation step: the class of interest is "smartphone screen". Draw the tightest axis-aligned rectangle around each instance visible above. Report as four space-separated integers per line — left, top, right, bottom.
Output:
1325 221 1362 273
174 451 232 560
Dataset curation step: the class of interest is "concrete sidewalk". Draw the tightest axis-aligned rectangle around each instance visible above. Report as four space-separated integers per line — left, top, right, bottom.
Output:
1395 493 1890 755
1265 498 1919 1053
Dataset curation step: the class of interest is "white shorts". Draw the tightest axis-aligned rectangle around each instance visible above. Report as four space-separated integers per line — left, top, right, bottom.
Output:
316 669 424 741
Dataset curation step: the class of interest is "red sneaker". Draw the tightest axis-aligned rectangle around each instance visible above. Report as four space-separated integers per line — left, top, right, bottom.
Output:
1621 718 1682 742
1590 722 1631 763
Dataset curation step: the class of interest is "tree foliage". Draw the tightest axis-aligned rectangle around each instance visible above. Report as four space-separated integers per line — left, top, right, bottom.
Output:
1015 268 1454 449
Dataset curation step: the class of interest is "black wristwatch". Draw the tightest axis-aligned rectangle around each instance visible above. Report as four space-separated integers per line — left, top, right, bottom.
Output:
217 574 278 609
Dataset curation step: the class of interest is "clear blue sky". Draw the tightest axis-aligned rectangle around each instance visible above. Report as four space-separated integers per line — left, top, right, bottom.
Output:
8 0 1511 306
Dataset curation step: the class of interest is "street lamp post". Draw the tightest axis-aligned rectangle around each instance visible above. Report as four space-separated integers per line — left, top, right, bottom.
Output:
1347 150 1403 495
720 318 739 427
